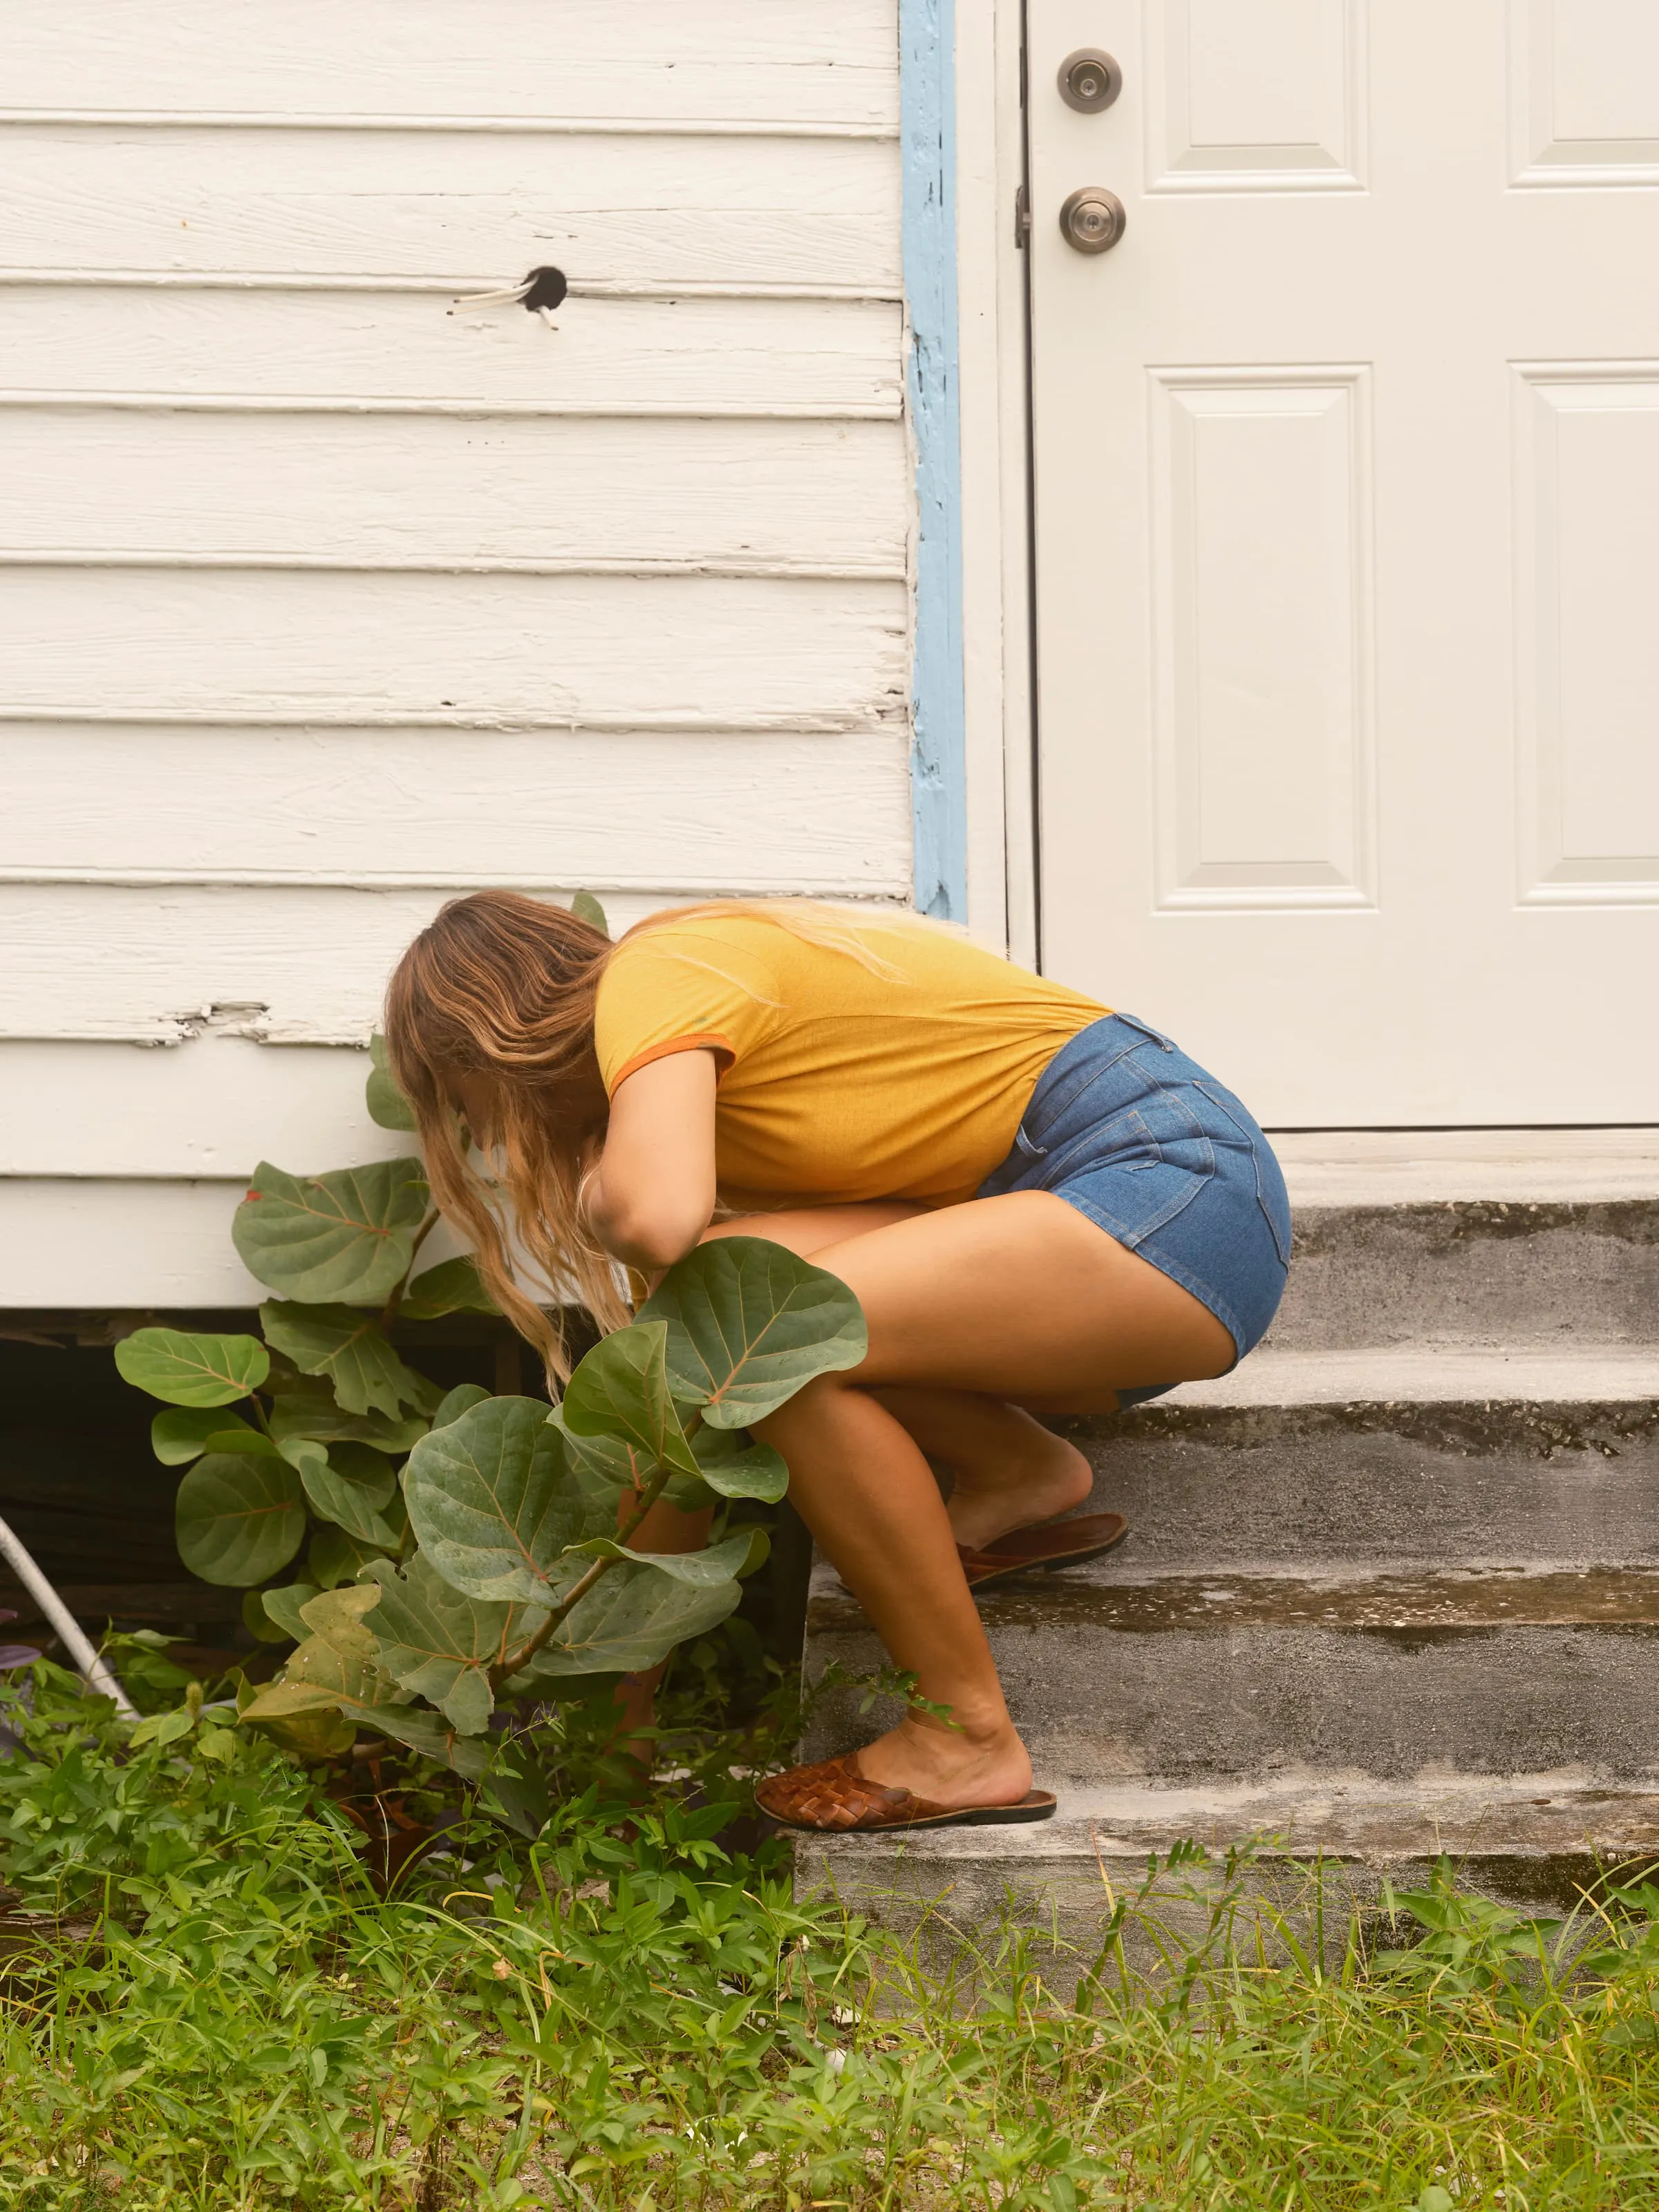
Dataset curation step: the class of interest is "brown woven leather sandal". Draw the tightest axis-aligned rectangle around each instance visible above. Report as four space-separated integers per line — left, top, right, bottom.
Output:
956 1510 1129 1592
755 1752 1057 1834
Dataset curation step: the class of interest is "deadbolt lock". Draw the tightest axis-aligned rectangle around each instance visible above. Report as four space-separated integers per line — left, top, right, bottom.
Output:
1058 48 1123 112
1059 187 1127 254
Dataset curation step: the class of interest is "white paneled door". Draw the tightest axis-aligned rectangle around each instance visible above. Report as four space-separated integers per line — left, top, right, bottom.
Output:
1028 0 1659 1125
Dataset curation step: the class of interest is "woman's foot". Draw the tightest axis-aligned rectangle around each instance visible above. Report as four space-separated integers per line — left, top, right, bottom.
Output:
853 1714 1033 1810
944 1423 1094 1553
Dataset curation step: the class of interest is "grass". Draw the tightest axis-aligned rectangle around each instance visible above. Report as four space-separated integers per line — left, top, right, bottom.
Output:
3 1642 1659 2210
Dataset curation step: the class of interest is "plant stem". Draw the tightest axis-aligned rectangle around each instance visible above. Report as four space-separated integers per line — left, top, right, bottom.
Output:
491 1409 705 1688
489 1466 673 1687
379 1210 440 1330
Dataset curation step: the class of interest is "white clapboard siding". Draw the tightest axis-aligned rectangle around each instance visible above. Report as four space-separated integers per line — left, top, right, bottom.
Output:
0 570 907 725
0 0 908 1304
0 888 914 1048
2 129 900 289
0 290 902 415
1 727 912 887
6 2 901 128
0 412 906 569
0 1181 273 1306
0 1040 410 1178
0 1173 474 1305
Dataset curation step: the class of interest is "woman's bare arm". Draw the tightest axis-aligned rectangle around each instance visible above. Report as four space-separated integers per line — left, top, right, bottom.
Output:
582 1048 719 1271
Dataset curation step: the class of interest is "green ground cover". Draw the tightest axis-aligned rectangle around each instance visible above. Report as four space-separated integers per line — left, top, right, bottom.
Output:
3 1644 1658 2212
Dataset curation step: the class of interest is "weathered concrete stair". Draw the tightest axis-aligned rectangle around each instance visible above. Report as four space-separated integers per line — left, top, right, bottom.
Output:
797 1130 1659 1945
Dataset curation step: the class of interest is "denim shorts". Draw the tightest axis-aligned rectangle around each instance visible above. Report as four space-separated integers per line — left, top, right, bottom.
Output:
975 1013 1291 1398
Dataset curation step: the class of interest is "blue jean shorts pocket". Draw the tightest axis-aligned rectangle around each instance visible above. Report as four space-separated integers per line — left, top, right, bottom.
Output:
1193 1079 1293 1269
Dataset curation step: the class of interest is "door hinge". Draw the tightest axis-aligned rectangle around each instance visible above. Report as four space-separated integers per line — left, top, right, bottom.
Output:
1014 183 1032 248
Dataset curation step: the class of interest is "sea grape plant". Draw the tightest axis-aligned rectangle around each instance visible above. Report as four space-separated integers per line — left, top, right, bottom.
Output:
115 1011 866 1776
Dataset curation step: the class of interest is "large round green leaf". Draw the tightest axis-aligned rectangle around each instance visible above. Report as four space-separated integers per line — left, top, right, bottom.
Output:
336 1703 490 1779
565 1530 756 1586
523 1558 742 1679
404 1397 615 1605
362 1554 519 1734
232 1158 429 1304
115 1329 269 1408
400 1258 498 1323
637 1237 866 1428
366 1033 418 1132
549 1412 712 1512
693 1426 789 1503
241 1588 292 1644
268 1383 427 1457
242 1586 401 1729
150 1407 265 1465
175 1453 306 1587
561 1320 701 1477
279 1438 402 1548
308 1524 393 1591
260 1301 438 1420
257 1582 321 1643
431 1382 493 1431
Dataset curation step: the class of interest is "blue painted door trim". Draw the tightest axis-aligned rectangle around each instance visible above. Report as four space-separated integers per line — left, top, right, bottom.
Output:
901 0 967 921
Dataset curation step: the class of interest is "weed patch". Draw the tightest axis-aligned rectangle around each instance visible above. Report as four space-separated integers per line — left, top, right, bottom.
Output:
5 1653 1659 2209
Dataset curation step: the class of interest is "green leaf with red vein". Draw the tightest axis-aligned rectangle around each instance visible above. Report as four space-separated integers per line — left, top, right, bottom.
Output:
261 1300 438 1420
404 1397 615 1606
175 1452 306 1587
362 1554 532 1734
115 1329 269 1409
560 1320 702 1477
232 1158 429 1304
637 1236 866 1428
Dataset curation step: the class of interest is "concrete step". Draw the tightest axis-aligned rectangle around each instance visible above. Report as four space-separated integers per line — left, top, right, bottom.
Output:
1268 1202 1659 1351
1268 1129 1659 1350
796 1777 1659 1987
805 1561 1659 1788
1272 1126 1659 1208
1061 1349 1659 1571
1172 1346 1659 1404
793 1136 1659 1952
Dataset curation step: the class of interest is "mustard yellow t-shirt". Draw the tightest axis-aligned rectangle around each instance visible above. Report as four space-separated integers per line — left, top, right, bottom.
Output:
592 912 1108 1209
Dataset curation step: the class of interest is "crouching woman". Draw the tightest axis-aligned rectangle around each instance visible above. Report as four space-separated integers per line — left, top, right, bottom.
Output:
383 892 1289 1835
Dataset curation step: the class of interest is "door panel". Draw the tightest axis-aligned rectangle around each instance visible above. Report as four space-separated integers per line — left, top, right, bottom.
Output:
1029 0 1659 1123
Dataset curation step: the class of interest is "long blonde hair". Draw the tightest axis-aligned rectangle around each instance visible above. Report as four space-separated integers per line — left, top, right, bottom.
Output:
383 891 904 1383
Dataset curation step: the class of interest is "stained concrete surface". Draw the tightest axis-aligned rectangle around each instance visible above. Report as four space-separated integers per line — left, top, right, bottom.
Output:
1272 1202 1659 1350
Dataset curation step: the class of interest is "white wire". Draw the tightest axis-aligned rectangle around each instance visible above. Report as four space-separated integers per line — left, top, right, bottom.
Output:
453 279 534 306
453 279 558 331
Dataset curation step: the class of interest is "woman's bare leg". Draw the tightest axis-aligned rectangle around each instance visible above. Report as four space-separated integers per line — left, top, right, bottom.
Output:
742 1191 1233 1806
705 1207 1100 1550
610 1491 714 1756
868 1387 1095 1553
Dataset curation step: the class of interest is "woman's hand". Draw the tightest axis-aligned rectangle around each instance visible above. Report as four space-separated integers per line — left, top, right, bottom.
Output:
580 1049 719 1271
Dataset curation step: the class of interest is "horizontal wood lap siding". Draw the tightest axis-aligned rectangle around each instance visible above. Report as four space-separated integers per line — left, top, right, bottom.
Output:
3 729 912 888
4 129 901 285
0 416 907 557
0 291 902 415
0 0 910 1247
6 3 901 124
1 571 906 722
0 887 677 1047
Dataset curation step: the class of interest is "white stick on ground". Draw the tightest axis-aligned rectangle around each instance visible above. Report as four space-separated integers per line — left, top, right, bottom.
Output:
0 1513 138 1719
